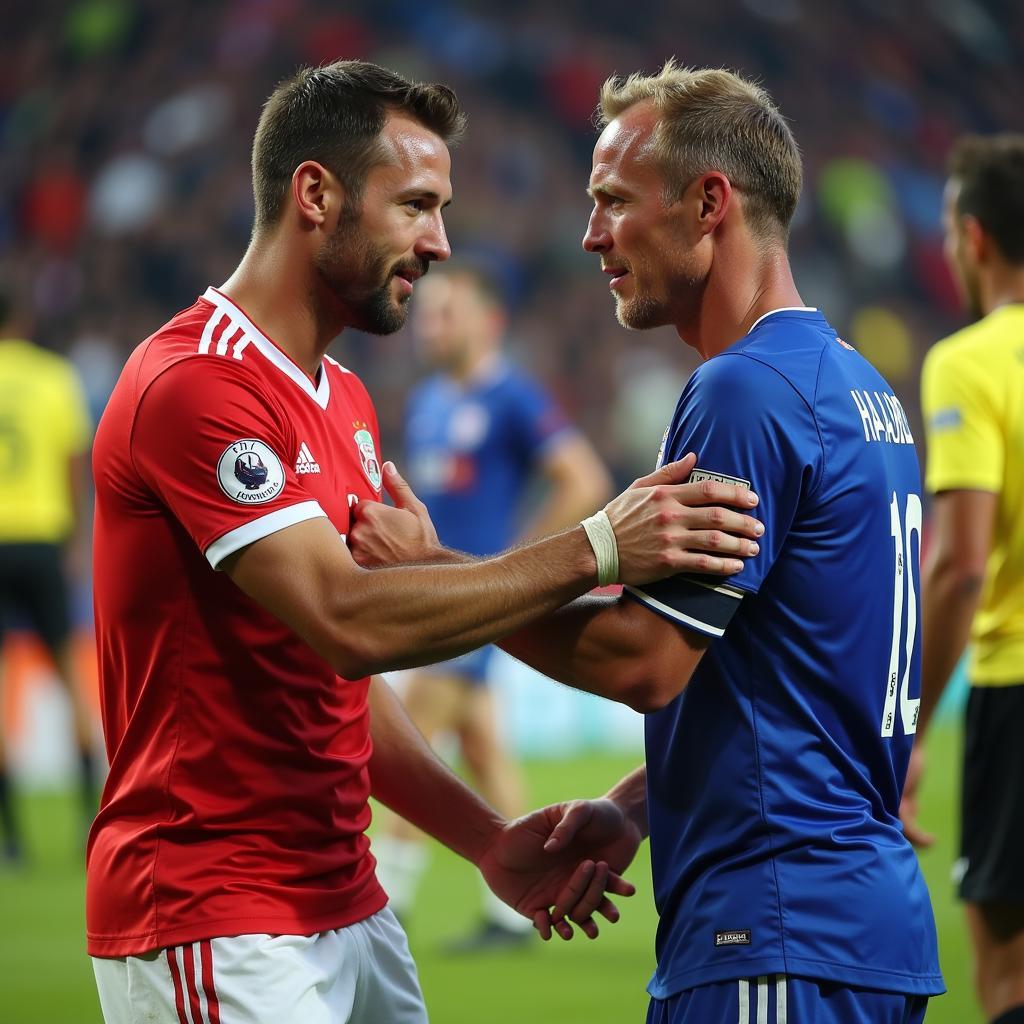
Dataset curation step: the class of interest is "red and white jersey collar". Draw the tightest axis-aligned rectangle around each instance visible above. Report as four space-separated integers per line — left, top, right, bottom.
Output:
202 286 335 410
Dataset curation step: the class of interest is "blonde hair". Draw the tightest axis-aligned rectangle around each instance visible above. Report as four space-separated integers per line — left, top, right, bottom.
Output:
599 60 802 238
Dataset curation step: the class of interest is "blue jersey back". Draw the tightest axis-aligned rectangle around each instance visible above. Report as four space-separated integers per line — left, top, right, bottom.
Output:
626 310 943 998
405 360 570 556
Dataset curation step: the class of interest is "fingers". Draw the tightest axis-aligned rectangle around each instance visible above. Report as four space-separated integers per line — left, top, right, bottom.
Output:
682 504 764 539
381 461 425 513
533 909 552 941
631 453 698 489
902 818 936 849
543 801 594 853
900 798 936 849
551 861 611 927
681 477 759 511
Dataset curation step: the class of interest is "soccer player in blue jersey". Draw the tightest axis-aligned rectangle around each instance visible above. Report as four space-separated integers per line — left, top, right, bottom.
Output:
350 61 944 1022
375 268 612 948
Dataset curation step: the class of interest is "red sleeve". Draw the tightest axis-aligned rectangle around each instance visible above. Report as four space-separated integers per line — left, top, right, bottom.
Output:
132 358 327 568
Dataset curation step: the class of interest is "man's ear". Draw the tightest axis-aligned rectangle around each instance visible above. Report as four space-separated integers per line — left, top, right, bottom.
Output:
962 214 989 263
291 161 344 228
694 171 732 236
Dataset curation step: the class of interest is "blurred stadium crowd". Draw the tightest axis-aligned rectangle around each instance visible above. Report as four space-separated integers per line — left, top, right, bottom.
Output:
2 0 1021 479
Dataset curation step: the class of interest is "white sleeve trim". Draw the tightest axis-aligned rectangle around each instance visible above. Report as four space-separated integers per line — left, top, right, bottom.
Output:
205 500 327 569
623 585 728 638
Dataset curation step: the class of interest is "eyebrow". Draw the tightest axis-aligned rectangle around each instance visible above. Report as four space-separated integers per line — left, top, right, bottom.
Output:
586 183 618 199
404 190 452 209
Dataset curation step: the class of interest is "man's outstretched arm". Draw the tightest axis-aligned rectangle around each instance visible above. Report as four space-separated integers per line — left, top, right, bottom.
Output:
227 456 757 681
366 675 636 938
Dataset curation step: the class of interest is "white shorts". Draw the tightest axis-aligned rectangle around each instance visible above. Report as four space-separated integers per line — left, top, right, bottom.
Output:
91 908 427 1024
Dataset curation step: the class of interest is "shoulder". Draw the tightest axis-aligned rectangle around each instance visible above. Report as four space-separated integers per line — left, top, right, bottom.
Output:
690 348 815 417
922 319 1002 398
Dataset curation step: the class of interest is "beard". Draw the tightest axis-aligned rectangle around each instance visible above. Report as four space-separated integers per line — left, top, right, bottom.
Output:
615 290 672 330
314 210 428 335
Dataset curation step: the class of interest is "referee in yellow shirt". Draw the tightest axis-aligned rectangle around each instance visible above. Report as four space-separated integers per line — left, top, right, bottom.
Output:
0 286 97 862
901 136 1024 1024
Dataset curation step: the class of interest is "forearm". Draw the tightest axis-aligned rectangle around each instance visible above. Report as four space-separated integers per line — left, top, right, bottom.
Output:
347 527 598 676
918 560 982 737
500 595 700 713
367 676 502 864
502 596 637 697
606 764 649 840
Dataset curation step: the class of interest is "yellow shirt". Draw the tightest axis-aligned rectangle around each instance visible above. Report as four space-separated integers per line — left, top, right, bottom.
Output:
0 338 92 544
921 304 1024 685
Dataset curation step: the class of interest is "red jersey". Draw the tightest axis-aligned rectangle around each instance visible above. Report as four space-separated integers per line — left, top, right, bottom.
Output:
87 287 388 956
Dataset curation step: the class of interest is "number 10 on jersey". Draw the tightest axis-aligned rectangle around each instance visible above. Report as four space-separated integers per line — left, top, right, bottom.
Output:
882 492 922 738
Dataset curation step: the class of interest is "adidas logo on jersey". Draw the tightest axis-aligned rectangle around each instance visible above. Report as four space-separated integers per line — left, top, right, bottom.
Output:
295 442 321 474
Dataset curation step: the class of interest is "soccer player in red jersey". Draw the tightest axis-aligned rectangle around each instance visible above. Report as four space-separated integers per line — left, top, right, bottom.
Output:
88 61 764 1024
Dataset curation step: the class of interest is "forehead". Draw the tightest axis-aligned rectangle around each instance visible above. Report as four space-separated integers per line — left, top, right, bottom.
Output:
590 101 662 190
368 113 453 197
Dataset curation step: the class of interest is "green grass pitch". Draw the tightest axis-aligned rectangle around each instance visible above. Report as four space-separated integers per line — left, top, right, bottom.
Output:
0 726 977 1023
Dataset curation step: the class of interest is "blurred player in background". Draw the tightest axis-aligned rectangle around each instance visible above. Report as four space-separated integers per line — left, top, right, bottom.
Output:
374 267 612 950
0 284 97 862
351 62 945 1023
901 135 1024 1024
87 60 765 1024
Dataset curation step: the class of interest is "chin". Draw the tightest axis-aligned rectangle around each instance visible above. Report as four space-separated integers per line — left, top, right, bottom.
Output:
617 296 670 331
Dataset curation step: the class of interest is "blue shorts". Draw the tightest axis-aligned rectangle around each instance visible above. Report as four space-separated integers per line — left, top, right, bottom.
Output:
420 645 494 686
645 975 929 1024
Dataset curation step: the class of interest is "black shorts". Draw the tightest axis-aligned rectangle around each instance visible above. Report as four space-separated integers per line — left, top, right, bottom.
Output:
0 542 72 652
959 683 1024 904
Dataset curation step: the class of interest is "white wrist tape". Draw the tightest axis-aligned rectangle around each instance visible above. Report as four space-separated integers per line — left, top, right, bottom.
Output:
580 509 620 586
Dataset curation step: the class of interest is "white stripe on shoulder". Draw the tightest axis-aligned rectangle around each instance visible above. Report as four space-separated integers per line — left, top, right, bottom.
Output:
202 287 331 409
623 586 726 637
205 501 327 569
198 308 226 354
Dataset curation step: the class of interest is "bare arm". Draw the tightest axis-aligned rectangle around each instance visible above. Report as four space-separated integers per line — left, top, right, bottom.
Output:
502 595 710 713
226 513 596 680
917 488 995 737
368 674 640 936
519 434 613 542
226 457 758 680
368 675 502 861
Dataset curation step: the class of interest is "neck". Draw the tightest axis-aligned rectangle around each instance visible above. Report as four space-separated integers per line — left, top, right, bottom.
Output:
979 262 1024 316
448 345 499 385
676 240 804 360
219 232 344 376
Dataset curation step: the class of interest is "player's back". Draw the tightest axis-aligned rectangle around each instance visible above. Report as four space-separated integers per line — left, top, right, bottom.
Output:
637 310 942 998
922 304 1024 682
0 338 91 543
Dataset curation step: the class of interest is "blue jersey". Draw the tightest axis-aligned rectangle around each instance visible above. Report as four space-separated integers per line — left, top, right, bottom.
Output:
626 309 943 998
405 359 571 556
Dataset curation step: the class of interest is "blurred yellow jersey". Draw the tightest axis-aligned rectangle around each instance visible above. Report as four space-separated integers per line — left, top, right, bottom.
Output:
921 304 1024 685
0 338 92 543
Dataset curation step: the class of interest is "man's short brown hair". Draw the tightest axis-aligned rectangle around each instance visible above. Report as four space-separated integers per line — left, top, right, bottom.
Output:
252 60 466 229
948 134 1024 265
598 60 802 239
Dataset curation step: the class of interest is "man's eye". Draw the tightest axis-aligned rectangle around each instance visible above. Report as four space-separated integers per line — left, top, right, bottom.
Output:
406 199 424 211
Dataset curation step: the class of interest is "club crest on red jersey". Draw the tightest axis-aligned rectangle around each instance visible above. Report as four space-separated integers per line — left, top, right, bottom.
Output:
217 439 285 504
353 425 381 491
